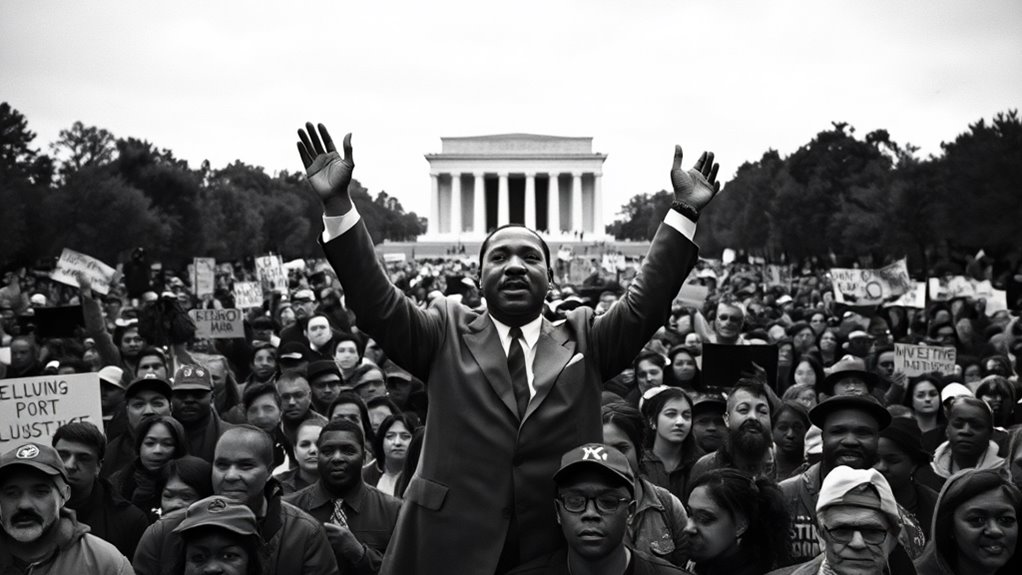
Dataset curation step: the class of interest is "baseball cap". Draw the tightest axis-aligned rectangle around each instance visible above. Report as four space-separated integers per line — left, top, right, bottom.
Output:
307 360 342 382
553 443 635 495
278 342 308 362
98 366 125 389
940 382 972 405
809 394 892 430
691 392 727 416
0 443 69 484
172 364 213 392
816 466 901 536
292 289 315 303
820 356 880 395
125 372 173 399
172 496 259 538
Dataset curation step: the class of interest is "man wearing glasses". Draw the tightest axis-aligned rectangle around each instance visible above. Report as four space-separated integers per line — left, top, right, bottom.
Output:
769 466 901 575
509 443 688 574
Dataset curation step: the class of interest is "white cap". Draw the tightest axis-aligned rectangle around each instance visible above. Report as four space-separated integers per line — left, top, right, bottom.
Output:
30 293 46 306
817 466 901 535
98 366 125 389
940 382 972 404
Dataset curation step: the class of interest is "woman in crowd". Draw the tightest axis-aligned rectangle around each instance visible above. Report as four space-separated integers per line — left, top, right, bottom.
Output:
903 373 945 445
789 322 816 356
959 355 985 388
365 413 418 496
160 455 213 515
639 386 700 498
816 328 841 367
602 401 689 566
685 468 790 575
111 414 187 520
274 418 323 495
664 344 700 393
333 332 364 381
366 395 400 435
976 375 1017 429
328 390 375 454
781 382 817 412
874 417 940 539
915 467 1021 575
930 396 1004 490
786 356 824 393
772 401 809 481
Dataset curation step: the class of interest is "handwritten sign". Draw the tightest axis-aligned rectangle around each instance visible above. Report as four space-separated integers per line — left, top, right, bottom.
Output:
894 344 956 377
193 257 216 297
0 373 103 448
764 264 792 288
884 281 927 309
189 308 244 339
233 282 263 309
830 259 911 306
50 249 116 295
928 276 995 302
255 255 287 293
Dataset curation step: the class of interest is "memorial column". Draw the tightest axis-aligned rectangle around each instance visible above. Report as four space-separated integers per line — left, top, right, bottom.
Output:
524 172 536 230
429 172 439 235
473 172 485 234
548 173 560 235
593 173 604 235
497 171 510 226
450 172 462 234
571 171 583 233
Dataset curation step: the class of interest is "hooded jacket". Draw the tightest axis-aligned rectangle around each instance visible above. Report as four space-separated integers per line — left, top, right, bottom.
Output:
0 508 132 575
930 439 1004 479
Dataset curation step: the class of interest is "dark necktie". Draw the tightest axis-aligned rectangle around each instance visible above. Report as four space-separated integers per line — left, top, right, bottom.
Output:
508 327 530 419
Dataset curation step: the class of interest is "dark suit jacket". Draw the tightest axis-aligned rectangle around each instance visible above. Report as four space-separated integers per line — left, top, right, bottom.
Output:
321 219 698 575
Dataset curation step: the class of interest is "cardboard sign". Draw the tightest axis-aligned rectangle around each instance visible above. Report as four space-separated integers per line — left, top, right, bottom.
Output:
985 289 1008 317
676 283 709 309
601 254 626 273
764 264 792 288
193 258 216 297
0 373 103 447
701 343 779 392
894 344 956 377
233 282 263 309
884 281 927 309
255 255 287 292
189 308 245 339
928 276 995 302
830 259 911 306
383 253 407 263
50 248 117 295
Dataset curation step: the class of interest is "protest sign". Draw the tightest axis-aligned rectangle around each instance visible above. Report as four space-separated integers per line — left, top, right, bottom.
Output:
0 373 103 448
893 344 956 377
193 257 216 297
883 281 927 309
282 258 307 271
189 308 245 339
383 253 407 263
0 348 9 365
928 276 995 302
50 248 117 295
255 255 287 292
701 343 779 392
601 254 626 273
985 290 1008 316
722 248 736 265
233 282 263 309
764 264 792 288
830 259 911 306
676 283 709 309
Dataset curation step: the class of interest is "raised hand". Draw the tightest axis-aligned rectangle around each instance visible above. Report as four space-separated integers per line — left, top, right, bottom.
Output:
670 146 721 215
296 122 354 216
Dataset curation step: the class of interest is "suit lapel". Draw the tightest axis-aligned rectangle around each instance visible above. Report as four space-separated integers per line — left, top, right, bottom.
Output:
463 312 518 418
523 318 575 422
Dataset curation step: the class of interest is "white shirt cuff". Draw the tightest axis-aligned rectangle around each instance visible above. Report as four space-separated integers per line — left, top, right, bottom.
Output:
663 209 697 242
321 208 361 243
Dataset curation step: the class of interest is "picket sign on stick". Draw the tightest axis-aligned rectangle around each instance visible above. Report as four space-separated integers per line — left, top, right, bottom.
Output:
893 343 956 377
188 309 245 339
0 373 103 448
233 282 263 309
50 249 117 295
255 255 287 293
193 258 216 297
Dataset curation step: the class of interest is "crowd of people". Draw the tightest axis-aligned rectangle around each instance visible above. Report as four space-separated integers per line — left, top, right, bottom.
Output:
0 123 1020 575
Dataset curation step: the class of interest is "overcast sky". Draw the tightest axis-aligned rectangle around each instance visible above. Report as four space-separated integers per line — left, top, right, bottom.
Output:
3 1 1020 224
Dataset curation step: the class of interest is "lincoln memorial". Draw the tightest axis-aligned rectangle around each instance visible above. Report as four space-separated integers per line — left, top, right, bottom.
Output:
421 133 608 241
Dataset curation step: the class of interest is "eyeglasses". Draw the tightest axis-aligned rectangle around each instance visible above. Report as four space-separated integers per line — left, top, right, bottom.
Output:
824 525 888 545
556 493 631 514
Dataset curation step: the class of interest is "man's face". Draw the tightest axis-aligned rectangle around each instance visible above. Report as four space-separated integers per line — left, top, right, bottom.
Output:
819 506 897 575
126 390 171 430
292 299 316 320
876 351 895 379
832 376 869 397
634 359 664 395
691 411 725 453
183 531 251 575
136 355 167 379
120 328 144 357
772 409 808 458
0 468 65 543
10 340 34 370
822 409 879 470
172 390 213 426
99 382 125 415
276 378 312 423
479 227 550 325
725 389 772 457
305 317 331 348
310 374 343 409
245 394 281 433
554 468 634 561
354 370 387 401
385 378 413 407
251 349 276 379
317 430 365 493
212 433 271 509
713 304 744 341
54 440 101 497
948 402 992 460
